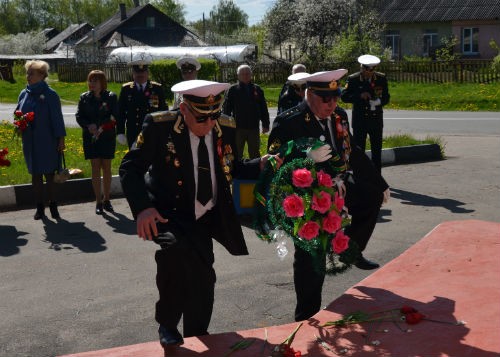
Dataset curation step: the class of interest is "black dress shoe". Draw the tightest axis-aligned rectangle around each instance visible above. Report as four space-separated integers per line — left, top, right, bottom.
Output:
103 200 114 212
355 255 380 270
95 202 103 215
159 325 184 347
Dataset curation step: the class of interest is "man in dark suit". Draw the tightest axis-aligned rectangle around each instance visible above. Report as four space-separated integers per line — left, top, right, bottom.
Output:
222 64 270 160
341 55 390 173
268 70 390 321
119 80 280 353
117 59 167 148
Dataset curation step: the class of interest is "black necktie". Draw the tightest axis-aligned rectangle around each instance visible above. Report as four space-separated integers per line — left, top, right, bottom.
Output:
319 119 333 147
197 136 212 205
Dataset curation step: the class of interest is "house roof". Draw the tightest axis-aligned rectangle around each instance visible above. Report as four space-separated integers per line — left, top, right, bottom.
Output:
77 3 205 47
44 23 91 51
379 0 500 23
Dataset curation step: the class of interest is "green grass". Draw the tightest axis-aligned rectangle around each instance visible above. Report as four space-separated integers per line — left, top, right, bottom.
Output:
2 74 499 110
0 121 441 186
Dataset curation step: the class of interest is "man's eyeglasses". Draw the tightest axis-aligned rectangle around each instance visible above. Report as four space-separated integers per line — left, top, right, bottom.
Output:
362 65 375 72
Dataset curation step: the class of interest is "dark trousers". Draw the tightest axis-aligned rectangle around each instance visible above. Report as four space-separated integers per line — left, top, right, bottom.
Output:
292 179 382 321
154 212 216 337
293 247 325 321
236 128 261 159
353 116 383 173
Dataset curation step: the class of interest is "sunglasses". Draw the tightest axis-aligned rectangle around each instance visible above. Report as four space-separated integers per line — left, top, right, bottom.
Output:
189 107 222 123
312 91 338 103
292 84 306 91
362 65 375 71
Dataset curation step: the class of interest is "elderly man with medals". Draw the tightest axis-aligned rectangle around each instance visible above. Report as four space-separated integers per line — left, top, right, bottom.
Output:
266 70 390 322
119 80 281 353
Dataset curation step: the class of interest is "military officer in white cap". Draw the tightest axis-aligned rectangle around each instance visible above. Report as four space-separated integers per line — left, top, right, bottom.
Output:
119 79 281 353
277 71 309 114
117 59 167 148
172 57 202 109
341 54 390 172
268 69 390 322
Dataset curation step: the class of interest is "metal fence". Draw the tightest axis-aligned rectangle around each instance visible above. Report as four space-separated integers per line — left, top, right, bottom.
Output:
57 59 498 84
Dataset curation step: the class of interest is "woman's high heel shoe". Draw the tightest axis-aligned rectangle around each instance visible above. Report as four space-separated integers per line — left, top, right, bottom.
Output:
95 202 104 215
34 203 45 220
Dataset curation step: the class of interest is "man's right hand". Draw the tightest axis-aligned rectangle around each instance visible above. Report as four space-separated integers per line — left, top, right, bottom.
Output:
137 207 168 241
306 144 332 163
117 134 127 146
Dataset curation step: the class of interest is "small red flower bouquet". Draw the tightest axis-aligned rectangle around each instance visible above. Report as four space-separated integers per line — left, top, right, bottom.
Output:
271 322 303 357
13 110 34 137
92 116 117 142
0 147 11 167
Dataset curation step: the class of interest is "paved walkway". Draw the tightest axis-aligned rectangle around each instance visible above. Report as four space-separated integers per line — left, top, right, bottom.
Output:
59 220 500 356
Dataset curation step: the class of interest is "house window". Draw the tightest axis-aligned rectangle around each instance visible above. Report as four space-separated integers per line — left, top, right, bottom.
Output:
385 31 400 59
146 17 155 28
462 27 479 54
423 30 438 57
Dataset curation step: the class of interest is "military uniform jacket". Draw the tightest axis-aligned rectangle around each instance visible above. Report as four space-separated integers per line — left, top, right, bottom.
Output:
268 101 388 191
340 71 390 122
119 111 262 256
117 80 167 143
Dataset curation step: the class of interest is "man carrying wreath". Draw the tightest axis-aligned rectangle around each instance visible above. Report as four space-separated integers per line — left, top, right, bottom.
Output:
267 70 390 321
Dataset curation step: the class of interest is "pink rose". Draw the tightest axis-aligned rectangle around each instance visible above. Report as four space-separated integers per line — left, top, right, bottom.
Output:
317 170 333 187
282 194 304 217
311 191 332 214
334 191 345 211
292 168 313 188
322 211 342 234
332 230 350 254
298 221 320 240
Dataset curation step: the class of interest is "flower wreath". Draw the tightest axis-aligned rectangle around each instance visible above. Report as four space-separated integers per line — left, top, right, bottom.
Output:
254 137 359 275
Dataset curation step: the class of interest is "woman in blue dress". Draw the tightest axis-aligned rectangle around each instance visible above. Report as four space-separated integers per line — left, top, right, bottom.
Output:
16 60 66 220
76 70 118 215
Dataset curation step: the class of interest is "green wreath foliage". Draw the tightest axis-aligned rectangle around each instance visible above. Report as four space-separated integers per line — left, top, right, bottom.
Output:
254 138 359 275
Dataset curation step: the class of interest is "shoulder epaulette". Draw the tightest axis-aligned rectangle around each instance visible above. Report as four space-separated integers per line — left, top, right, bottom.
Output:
348 72 361 78
123 81 134 88
375 71 386 77
280 106 300 118
150 81 162 86
217 114 236 128
150 111 178 123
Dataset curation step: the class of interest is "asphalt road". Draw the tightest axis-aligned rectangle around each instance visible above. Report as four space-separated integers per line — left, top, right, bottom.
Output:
1 113 500 357
1 103 499 134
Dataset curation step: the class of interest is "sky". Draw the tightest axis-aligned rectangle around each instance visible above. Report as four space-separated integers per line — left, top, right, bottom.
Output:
180 0 275 26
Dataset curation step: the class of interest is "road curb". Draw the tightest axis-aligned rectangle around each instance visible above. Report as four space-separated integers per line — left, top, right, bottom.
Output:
0 144 442 212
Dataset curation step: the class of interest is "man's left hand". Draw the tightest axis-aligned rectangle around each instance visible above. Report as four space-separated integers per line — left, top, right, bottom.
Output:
383 188 391 204
260 153 283 171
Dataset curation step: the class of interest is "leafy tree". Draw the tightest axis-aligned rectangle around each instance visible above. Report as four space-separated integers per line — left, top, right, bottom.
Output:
263 0 386 64
148 0 186 24
434 36 461 61
209 0 248 36
0 31 46 54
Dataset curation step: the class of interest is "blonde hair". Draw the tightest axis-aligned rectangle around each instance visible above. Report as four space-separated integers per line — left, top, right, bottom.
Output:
87 70 108 91
25 60 49 79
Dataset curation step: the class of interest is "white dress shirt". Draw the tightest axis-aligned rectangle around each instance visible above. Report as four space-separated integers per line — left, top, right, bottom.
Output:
189 130 217 219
